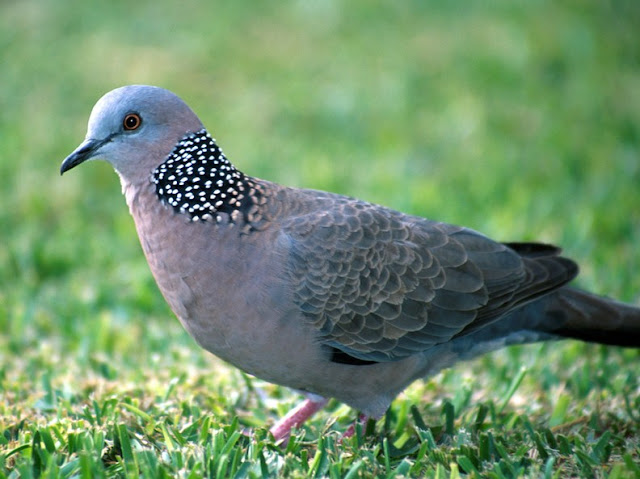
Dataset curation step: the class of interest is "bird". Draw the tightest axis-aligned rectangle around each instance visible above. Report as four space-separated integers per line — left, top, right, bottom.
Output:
60 85 640 444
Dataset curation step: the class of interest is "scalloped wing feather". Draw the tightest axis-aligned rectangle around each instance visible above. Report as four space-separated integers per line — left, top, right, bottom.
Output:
282 192 577 362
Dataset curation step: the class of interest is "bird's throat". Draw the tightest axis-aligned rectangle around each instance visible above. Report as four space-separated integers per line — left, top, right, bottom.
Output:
151 129 265 227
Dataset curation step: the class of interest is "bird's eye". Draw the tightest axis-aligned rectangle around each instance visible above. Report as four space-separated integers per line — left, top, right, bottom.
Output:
123 113 142 131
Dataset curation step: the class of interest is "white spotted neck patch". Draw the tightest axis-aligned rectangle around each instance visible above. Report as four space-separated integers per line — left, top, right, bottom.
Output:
152 129 264 225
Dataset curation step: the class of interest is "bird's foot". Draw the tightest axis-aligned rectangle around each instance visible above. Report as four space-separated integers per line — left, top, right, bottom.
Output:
340 413 370 443
269 396 329 445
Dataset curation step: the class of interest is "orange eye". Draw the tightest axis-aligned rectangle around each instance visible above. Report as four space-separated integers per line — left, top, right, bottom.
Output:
123 113 142 130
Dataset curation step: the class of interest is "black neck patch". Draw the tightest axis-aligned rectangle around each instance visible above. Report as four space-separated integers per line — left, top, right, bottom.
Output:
152 129 263 224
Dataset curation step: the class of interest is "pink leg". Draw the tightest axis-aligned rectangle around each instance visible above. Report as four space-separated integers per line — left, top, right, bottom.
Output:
269 396 329 444
341 413 370 441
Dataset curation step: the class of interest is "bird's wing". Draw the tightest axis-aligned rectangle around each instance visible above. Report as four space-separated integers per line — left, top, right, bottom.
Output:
281 194 578 363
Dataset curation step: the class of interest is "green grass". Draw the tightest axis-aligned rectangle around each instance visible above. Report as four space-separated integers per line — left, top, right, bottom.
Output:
1 0 640 477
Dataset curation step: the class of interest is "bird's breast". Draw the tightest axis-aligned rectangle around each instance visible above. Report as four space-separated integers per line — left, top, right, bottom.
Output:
124 180 324 378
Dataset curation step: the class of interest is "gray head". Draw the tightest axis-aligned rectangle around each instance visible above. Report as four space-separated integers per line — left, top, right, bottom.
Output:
62 86 266 226
61 85 204 182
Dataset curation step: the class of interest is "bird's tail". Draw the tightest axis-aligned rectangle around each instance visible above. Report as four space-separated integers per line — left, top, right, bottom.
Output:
448 287 640 366
543 287 640 347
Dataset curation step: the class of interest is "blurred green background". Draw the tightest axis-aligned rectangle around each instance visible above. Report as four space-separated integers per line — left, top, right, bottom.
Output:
1 0 639 476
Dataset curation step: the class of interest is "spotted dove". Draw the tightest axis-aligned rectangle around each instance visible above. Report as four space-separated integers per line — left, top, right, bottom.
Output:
61 85 640 443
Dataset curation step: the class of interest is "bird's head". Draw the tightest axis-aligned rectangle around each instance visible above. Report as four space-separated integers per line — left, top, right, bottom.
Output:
60 85 204 183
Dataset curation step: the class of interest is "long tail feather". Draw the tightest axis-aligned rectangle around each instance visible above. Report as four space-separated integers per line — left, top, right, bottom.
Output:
544 287 640 347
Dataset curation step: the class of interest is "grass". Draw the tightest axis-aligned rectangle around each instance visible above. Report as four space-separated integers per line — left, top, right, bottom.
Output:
1 0 639 477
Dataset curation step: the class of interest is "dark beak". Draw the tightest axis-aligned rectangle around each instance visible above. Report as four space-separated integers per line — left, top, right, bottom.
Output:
60 137 110 175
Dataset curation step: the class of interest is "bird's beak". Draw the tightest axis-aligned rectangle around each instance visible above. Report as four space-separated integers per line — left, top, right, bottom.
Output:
60 137 110 175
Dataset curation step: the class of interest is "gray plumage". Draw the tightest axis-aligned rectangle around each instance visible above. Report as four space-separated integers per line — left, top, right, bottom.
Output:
61 85 640 440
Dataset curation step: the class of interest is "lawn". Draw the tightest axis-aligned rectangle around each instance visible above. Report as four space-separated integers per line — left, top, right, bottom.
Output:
1 0 639 477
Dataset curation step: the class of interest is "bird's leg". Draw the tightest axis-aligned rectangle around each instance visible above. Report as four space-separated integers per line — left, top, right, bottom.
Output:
269 396 329 444
341 413 370 441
